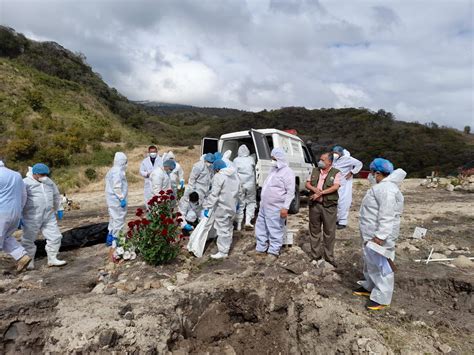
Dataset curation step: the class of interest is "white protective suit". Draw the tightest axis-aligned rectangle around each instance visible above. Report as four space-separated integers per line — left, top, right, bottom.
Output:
140 154 163 205
332 149 363 226
0 161 28 261
222 150 235 169
150 166 171 196
178 197 202 226
187 156 212 202
358 168 406 305
202 167 240 255
22 170 64 261
163 151 185 193
105 152 128 238
233 145 256 227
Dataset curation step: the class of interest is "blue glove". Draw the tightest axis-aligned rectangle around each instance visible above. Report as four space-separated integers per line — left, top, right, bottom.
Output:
236 203 240 212
203 210 209 218
120 199 127 208
183 224 193 231
106 234 114 246
57 210 64 220
180 180 185 189
18 219 24 229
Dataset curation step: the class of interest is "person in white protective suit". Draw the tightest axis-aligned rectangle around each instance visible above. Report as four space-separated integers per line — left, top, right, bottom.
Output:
162 151 185 192
178 191 202 236
22 163 66 268
105 152 128 247
233 145 257 231
353 158 406 311
150 159 174 197
186 153 215 202
255 148 295 260
332 146 363 229
202 159 240 259
140 145 163 206
0 159 32 272
222 150 235 169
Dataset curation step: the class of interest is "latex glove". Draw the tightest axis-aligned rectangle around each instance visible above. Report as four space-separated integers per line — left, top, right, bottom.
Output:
57 210 64 220
183 224 194 231
180 180 185 189
203 209 209 218
120 199 127 208
106 234 114 246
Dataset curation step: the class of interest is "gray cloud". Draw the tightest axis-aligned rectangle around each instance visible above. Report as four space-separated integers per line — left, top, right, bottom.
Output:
1 0 472 128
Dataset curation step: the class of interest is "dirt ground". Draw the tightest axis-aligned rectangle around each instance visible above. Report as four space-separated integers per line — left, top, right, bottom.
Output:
1 154 473 353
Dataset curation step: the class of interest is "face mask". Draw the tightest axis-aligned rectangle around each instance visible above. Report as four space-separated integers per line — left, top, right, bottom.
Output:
149 152 157 158
333 153 339 161
368 173 377 185
38 176 48 183
317 160 326 169
271 160 278 168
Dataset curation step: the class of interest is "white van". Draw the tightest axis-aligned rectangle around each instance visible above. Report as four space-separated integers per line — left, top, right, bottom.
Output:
202 129 315 214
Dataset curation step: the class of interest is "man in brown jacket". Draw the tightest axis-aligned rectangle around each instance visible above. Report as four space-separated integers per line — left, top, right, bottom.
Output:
305 152 341 267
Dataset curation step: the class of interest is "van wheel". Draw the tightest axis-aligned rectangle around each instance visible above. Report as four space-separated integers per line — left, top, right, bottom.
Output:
288 186 300 214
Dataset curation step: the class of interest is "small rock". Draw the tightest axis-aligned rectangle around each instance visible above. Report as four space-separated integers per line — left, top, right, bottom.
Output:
452 255 474 269
428 310 434 315
447 244 457 251
8 288 17 295
124 311 134 320
91 283 106 294
430 253 447 260
446 184 454 192
150 280 162 289
438 343 452 354
119 304 132 316
98 329 118 347
21 275 32 282
143 281 151 290
104 286 117 295
176 272 189 285
398 309 406 316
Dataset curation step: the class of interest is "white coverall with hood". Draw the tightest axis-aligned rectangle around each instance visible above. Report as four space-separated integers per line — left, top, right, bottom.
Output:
333 149 363 226
150 165 171 196
187 156 212 202
140 153 163 205
22 169 65 263
105 152 128 238
178 197 202 226
163 151 184 192
202 166 240 255
0 161 29 261
358 168 406 305
233 145 256 227
255 148 295 256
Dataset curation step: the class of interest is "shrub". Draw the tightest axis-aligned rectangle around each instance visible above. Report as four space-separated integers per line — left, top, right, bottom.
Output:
84 168 97 181
121 190 183 265
26 90 45 111
108 129 121 142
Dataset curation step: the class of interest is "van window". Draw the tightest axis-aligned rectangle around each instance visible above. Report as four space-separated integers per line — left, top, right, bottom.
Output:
302 145 313 164
222 138 255 160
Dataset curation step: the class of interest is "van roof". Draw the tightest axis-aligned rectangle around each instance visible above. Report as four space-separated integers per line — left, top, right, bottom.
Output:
220 128 303 142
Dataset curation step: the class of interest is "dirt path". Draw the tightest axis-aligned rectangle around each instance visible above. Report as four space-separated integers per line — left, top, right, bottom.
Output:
1 179 473 354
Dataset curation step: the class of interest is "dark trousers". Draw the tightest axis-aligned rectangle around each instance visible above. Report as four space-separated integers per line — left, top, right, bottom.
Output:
309 203 337 263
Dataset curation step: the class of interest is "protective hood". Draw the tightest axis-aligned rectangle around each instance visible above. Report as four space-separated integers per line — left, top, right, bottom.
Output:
167 151 175 160
238 145 250 157
223 150 232 160
381 168 406 186
113 152 127 169
26 166 33 179
342 149 351 157
271 148 288 169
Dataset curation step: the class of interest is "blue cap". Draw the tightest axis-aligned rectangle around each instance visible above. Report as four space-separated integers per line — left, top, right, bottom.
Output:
163 160 176 170
32 163 50 175
332 145 344 154
369 158 394 174
214 152 223 160
204 153 215 163
212 159 227 171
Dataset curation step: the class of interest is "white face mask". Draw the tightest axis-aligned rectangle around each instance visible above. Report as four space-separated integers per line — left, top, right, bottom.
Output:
149 152 157 158
317 160 326 169
271 160 278 167
368 173 377 185
333 153 340 161
38 176 48 183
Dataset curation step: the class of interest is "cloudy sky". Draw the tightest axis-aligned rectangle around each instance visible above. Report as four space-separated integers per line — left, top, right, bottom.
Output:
1 0 473 128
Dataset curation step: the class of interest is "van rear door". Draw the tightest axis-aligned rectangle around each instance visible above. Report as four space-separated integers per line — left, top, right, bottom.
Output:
201 137 219 155
250 129 271 160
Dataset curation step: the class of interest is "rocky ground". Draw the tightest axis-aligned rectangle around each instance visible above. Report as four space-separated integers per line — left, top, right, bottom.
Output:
1 177 473 354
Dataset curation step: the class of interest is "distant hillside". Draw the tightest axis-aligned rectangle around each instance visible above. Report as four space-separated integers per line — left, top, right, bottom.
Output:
137 100 245 118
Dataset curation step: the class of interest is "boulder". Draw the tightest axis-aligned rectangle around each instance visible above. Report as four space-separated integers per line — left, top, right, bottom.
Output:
452 255 474 269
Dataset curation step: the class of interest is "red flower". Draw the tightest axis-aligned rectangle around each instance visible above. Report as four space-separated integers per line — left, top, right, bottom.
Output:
160 214 166 220
128 221 135 228
170 195 176 201
161 229 168 236
141 218 151 226
176 218 183 223
178 234 184 239
176 212 182 217
159 190 165 195
165 218 174 225
162 195 169 201
136 208 144 217
127 230 133 239
166 189 173 195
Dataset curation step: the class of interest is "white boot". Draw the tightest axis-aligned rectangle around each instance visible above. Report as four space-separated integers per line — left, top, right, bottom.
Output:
210 252 228 259
47 253 67 267
27 259 35 270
